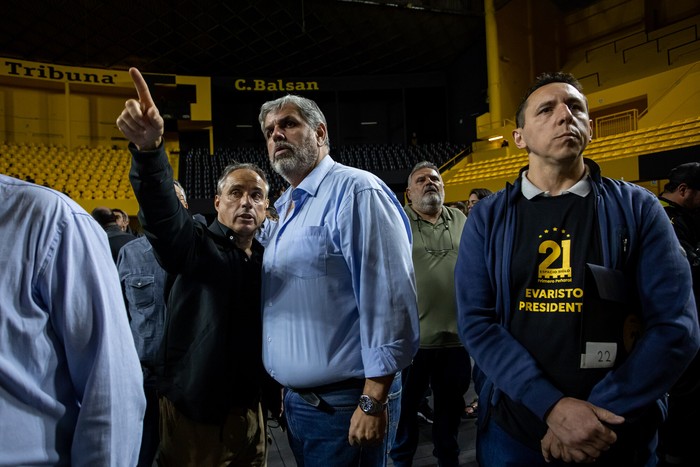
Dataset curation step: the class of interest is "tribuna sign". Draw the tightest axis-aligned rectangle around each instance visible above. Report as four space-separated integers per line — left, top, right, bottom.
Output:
2 60 119 85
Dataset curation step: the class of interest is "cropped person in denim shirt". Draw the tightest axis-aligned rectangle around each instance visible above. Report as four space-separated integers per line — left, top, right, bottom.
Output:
117 180 193 467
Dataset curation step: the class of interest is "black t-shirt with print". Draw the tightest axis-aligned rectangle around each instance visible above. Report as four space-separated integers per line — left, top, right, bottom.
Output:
494 192 603 449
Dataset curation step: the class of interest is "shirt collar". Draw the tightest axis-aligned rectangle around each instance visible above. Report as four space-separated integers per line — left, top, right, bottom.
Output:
520 168 591 200
405 204 451 224
274 155 335 212
295 155 334 197
214 219 264 255
214 219 236 240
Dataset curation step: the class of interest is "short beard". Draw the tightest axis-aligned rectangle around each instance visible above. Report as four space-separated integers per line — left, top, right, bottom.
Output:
272 137 318 184
413 192 442 215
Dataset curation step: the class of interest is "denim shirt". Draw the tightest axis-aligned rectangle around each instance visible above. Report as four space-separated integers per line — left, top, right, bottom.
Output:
117 236 168 367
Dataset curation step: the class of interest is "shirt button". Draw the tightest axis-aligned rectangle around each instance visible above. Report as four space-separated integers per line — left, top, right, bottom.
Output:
137 281 142 286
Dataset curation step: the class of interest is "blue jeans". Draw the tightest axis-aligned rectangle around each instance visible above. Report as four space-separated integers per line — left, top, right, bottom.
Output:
478 417 658 467
284 374 402 467
390 347 471 467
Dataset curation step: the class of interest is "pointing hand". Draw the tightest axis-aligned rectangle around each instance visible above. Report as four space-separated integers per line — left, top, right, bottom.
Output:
116 67 164 150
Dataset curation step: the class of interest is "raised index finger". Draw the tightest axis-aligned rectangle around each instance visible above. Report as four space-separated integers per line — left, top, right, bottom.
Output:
129 67 155 108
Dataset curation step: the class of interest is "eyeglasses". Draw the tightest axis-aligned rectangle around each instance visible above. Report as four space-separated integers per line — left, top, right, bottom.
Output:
416 218 454 255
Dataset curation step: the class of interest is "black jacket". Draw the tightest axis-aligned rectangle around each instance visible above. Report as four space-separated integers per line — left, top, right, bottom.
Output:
660 196 700 300
129 143 267 424
104 224 135 263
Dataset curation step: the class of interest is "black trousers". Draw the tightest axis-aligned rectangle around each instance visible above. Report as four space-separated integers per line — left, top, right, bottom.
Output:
390 346 471 467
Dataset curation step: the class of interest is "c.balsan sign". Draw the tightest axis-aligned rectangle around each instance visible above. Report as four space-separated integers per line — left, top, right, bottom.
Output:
2 59 123 86
235 78 319 92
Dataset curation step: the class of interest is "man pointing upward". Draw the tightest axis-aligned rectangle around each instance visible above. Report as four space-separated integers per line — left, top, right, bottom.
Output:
117 68 274 466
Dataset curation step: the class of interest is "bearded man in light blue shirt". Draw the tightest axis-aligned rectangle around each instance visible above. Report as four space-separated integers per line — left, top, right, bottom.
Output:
259 95 420 466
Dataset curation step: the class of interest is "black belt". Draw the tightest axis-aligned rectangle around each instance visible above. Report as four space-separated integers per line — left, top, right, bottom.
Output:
291 378 365 412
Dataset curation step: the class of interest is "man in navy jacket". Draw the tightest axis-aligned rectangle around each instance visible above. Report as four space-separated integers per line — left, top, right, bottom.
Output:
455 72 699 466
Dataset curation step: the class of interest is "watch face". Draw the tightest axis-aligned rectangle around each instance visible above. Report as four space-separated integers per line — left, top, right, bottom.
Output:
359 395 382 414
359 395 373 412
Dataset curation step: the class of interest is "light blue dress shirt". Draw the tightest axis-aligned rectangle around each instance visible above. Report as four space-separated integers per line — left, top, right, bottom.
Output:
0 175 145 466
255 218 279 248
262 156 420 388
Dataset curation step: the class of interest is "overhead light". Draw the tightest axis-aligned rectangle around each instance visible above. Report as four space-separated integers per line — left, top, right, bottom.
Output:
361 121 378 125
236 124 253 128
488 135 503 141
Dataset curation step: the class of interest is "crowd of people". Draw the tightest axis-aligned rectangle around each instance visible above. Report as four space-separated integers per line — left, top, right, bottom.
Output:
1 69 698 467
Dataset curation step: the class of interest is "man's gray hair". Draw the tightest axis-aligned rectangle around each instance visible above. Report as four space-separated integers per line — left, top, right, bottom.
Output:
258 95 330 148
216 162 269 196
407 161 441 185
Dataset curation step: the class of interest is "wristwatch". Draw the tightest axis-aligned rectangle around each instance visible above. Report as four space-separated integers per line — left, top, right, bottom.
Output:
358 394 387 415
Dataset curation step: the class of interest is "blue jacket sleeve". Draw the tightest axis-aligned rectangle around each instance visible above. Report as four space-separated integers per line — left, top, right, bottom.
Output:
587 186 700 416
455 196 565 421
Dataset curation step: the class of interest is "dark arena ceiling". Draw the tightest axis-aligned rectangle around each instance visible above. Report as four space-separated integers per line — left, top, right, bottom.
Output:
2 0 598 79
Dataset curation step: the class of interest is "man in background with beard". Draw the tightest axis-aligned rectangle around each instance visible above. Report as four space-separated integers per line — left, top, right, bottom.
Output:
390 161 470 467
258 95 420 466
